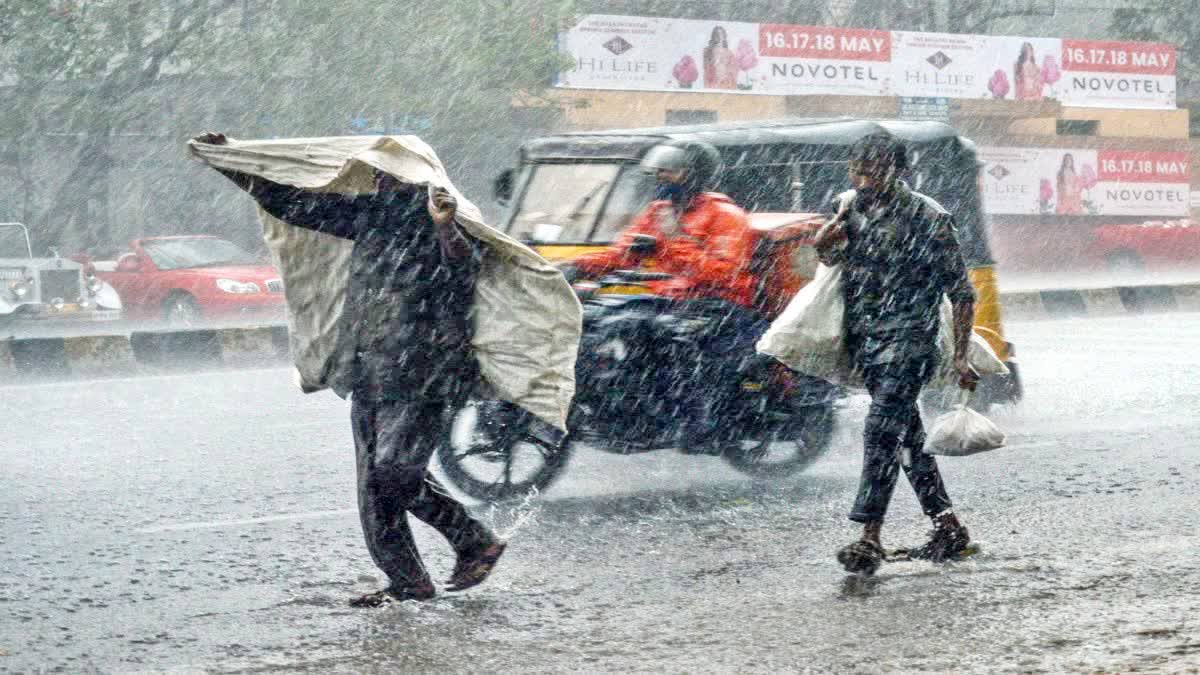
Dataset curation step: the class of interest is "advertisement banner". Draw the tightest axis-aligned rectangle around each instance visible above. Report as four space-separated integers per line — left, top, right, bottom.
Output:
756 24 892 96
558 15 1177 109
558 15 892 96
891 31 992 99
980 147 1188 217
1059 40 1177 109
1094 149 1190 215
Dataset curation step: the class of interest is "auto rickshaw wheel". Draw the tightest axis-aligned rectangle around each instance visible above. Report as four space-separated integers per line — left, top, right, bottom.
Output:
437 398 571 503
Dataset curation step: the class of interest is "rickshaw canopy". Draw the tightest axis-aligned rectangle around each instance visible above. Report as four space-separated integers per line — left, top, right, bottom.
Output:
514 118 993 266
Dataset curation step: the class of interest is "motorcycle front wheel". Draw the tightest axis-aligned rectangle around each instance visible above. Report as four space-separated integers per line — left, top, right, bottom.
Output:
437 399 572 502
720 402 835 479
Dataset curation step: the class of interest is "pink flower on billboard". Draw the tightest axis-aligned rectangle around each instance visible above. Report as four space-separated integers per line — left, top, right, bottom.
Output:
1079 162 1099 214
735 39 759 90
988 69 1010 99
1079 163 1098 189
1041 55 1062 85
1039 178 1055 214
673 55 699 89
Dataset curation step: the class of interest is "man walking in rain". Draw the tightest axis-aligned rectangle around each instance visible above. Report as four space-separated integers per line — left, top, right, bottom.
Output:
194 132 506 607
813 133 980 573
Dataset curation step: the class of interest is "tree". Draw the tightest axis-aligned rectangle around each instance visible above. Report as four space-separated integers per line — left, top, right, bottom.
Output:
0 0 279 250
260 0 574 204
573 0 827 24
836 0 1055 34
0 0 572 251
1110 1 1199 97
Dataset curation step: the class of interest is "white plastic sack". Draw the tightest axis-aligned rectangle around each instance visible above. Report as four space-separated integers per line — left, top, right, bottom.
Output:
758 265 1009 389
755 264 849 383
927 405 1006 456
929 298 1010 387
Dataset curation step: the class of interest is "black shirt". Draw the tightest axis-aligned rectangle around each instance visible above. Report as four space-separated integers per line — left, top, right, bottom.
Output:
838 184 975 369
249 179 483 401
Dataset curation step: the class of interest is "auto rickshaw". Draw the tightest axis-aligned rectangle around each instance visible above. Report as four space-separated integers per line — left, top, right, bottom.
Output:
492 118 1023 408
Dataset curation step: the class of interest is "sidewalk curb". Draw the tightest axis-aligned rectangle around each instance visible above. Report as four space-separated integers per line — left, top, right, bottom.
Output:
999 283 1200 321
1 325 290 379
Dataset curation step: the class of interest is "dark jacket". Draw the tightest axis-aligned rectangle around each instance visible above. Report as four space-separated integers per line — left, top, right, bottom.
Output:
243 177 483 401
838 184 975 370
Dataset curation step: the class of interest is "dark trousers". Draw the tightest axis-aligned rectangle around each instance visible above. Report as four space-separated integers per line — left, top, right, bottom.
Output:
351 396 489 588
848 359 954 524
682 301 769 441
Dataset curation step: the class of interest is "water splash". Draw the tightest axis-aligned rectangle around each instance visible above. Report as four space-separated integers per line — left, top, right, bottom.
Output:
483 486 543 541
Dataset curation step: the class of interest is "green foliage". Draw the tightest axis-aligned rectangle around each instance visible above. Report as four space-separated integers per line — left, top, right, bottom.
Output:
258 1 572 135
0 0 573 247
1110 2 1199 92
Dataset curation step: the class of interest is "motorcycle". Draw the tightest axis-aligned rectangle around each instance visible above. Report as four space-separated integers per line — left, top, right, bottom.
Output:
437 268 842 502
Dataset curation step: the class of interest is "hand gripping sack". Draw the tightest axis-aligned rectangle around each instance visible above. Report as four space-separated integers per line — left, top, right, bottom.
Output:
755 264 848 382
929 298 1009 387
927 402 1006 456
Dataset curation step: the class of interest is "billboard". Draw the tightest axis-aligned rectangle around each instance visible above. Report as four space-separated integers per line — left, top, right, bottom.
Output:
558 15 1177 109
558 15 892 96
979 147 1189 216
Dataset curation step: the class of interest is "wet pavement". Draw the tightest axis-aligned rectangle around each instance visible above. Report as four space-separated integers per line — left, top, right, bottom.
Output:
2 312 1199 673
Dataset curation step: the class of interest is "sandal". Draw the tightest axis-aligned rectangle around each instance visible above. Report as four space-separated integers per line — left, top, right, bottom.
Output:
349 582 435 608
445 540 507 592
905 524 971 563
837 539 885 575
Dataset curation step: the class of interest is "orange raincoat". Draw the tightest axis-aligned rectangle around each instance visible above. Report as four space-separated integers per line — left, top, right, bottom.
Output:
573 193 759 309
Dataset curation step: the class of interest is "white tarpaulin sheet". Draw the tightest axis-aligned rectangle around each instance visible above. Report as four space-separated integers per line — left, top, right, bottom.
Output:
188 135 581 432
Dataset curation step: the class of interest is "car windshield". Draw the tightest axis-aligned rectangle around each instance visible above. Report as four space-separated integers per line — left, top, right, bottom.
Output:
508 163 655 243
142 239 259 270
0 224 32 258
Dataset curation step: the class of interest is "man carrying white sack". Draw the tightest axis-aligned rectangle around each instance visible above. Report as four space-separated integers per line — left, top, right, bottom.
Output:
190 133 580 607
812 132 979 574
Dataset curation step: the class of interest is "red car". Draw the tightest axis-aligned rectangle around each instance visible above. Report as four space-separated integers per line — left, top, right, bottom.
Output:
93 235 286 326
1085 220 1200 274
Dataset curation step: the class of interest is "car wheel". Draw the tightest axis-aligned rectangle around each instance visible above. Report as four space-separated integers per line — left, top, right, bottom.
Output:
1105 250 1144 275
163 292 202 328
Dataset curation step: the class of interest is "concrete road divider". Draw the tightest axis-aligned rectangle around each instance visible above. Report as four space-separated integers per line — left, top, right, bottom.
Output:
218 326 290 367
1000 282 1200 321
1 325 290 380
63 334 138 376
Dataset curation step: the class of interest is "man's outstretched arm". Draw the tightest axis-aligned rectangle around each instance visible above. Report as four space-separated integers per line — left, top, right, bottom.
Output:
193 132 360 240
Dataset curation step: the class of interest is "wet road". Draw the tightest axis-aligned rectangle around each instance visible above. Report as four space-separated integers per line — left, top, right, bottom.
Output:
2 312 1199 673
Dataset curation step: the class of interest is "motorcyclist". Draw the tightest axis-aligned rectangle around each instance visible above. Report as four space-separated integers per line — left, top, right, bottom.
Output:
562 140 768 452
563 140 759 309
